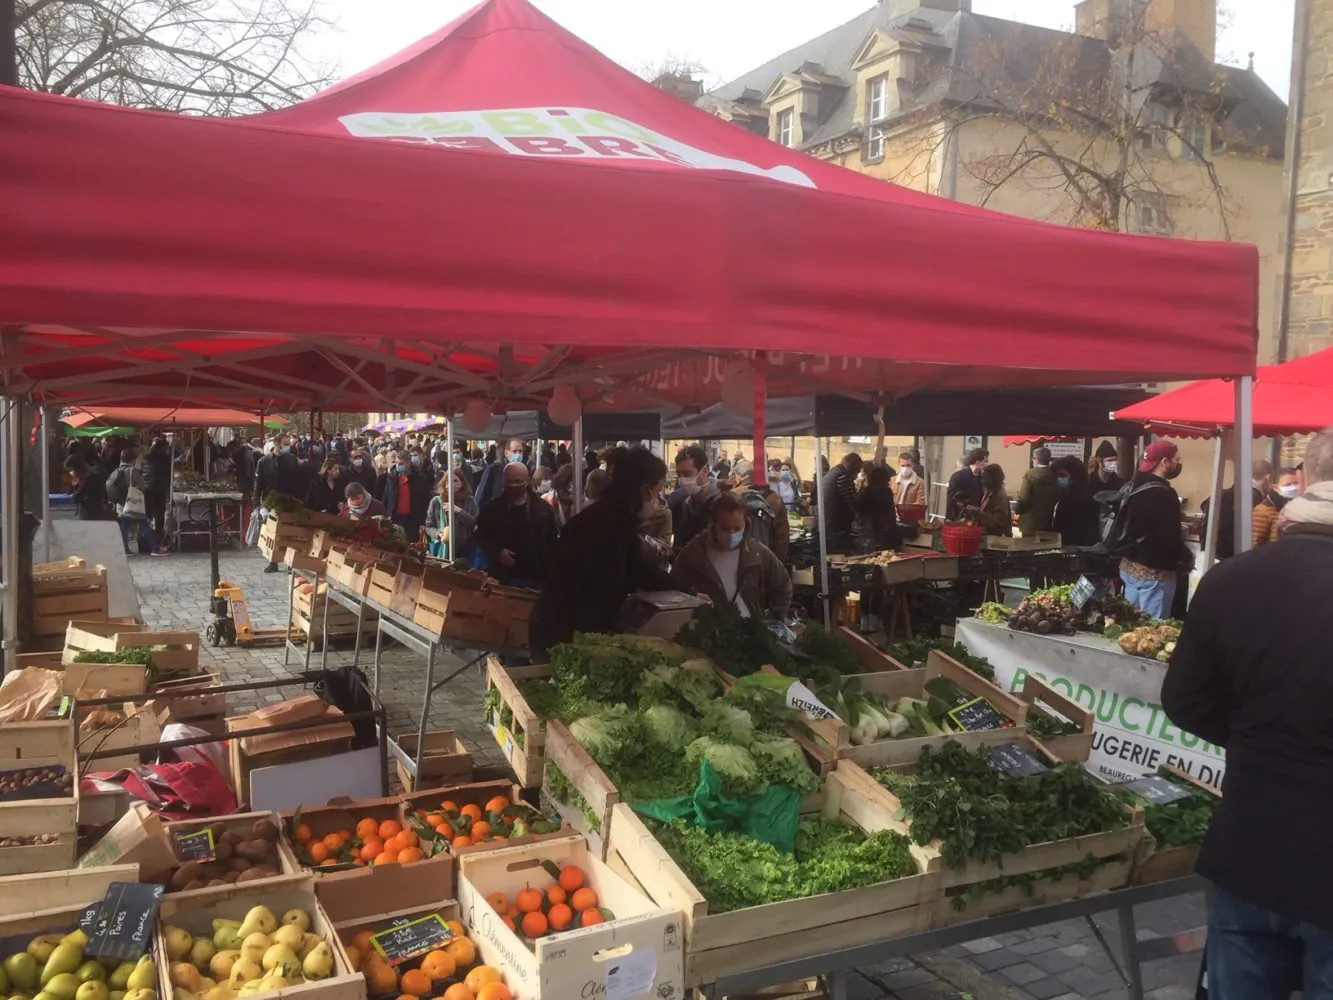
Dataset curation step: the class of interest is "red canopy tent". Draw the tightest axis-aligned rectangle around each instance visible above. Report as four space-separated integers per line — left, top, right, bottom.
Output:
1112 348 1333 437
61 407 276 430
0 0 1258 417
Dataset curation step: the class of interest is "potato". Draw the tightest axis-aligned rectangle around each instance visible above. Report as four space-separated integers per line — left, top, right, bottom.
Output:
234 868 271 883
234 841 272 864
251 820 279 843
226 858 253 874
222 871 242 884
170 861 203 892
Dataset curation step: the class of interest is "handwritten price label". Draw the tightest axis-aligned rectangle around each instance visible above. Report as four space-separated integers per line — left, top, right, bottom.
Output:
494 725 516 758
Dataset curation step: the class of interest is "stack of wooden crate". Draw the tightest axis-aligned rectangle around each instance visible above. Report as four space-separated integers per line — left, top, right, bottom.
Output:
32 557 108 636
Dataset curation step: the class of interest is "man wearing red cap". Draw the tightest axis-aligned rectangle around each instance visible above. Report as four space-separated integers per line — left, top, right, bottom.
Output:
1113 440 1192 618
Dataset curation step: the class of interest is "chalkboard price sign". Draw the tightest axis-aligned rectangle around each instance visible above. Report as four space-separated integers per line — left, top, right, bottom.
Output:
1125 775 1192 806
87 882 165 961
948 696 1007 733
174 828 216 861
371 914 454 965
985 742 1050 778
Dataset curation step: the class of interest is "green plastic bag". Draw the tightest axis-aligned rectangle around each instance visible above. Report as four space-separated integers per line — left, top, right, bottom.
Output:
632 760 804 853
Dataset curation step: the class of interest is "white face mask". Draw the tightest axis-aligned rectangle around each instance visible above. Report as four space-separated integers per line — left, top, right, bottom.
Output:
1103 460 1118 474
1279 484 1300 499
898 467 914 481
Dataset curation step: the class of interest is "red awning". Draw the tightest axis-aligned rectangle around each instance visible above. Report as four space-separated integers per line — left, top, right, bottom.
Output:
62 407 270 429
1113 348 1333 437
0 0 1259 413
1002 436 1084 446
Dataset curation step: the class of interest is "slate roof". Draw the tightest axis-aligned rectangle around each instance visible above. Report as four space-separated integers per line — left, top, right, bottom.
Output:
701 4 1286 158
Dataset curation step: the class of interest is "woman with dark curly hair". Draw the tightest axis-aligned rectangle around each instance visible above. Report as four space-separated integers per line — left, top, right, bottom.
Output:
1051 455 1101 546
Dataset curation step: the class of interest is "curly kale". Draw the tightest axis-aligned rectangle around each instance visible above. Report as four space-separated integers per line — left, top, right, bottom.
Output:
677 604 794 676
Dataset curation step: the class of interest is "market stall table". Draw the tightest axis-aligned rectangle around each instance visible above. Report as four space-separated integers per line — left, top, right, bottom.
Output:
320 575 379 671
170 490 243 551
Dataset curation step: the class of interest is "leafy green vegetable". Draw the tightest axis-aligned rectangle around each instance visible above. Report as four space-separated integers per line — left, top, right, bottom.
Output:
792 623 862 675
685 737 764 797
551 633 688 704
750 737 821 794
545 762 600 832
72 646 155 666
795 820 917 896
677 604 794 676
1114 780 1217 848
700 702 755 745
568 705 640 770
1025 709 1083 740
641 704 697 751
721 674 799 735
880 637 997 682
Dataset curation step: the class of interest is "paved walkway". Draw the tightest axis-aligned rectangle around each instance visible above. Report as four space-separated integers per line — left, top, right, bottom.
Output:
126 548 1205 1000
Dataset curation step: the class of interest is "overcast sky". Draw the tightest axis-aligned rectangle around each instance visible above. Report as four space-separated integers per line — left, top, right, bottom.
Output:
311 0 1296 100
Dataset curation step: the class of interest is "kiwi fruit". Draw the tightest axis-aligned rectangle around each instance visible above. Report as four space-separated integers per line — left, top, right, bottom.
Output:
215 840 234 862
234 868 269 883
222 871 242 884
252 819 279 842
226 857 252 873
219 829 245 849
234 840 272 864
170 861 203 891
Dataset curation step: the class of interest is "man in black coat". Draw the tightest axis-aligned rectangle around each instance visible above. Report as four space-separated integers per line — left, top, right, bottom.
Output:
1114 440 1191 618
140 437 173 537
1162 429 1333 999
820 453 862 552
254 436 306 572
947 448 987 520
475 462 557 588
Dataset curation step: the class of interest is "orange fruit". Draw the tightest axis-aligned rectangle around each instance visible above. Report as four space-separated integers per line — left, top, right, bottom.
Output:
425 812 446 828
445 920 466 938
322 833 343 853
547 903 573 931
486 892 510 915
351 930 375 955
356 817 380 840
345 945 363 972
442 985 474 1000
502 914 516 932
476 984 512 1000
399 969 432 997
471 832 491 846
545 883 566 906
459 803 483 823
515 887 544 913
580 909 606 927
464 967 503 991
354 857 368 866
379 819 403 840
484 795 511 815
520 911 548 938
440 799 459 814
570 887 598 912
374 851 398 866
443 936 476 967
308 841 329 864
420 950 456 981
365 958 398 995
558 866 586 893
398 847 424 864
294 823 312 844
451 834 473 849
361 837 384 862
470 822 491 841
319 856 340 867
398 830 419 849
384 833 404 854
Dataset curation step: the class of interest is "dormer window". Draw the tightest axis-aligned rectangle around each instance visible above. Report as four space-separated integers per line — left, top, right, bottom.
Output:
868 75 888 123
776 109 794 147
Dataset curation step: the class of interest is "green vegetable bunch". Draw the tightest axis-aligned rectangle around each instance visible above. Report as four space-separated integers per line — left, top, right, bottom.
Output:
1114 780 1217 848
677 604 794 676
551 633 689 704
880 637 997 682
71 646 156 667
1025 710 1083 740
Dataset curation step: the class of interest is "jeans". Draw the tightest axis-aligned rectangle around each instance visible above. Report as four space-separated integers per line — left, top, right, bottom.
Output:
118 515 160 552
1207 883 1333 999
1120 569 1176 619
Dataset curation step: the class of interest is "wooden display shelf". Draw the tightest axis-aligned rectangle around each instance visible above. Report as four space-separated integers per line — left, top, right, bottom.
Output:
1129 764 1221 886
1019 674 1096 763
541 720 618 860
0 720 79 875
483 657 548 788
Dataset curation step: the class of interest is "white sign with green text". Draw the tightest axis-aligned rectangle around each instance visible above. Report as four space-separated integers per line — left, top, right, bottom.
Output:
954 619 1225 789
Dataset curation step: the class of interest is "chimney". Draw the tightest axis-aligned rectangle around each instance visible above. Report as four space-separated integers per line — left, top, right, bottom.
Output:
886 0 971 16
1074 0 1144 47
1144 0 1216 63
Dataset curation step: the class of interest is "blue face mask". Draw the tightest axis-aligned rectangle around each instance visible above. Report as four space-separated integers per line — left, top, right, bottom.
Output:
411 455 421 466
780 470 793 481
1057 477 1071 490
507 453 525 464
280 445 291 454
453 452 462 463
398 463 410 474
715 528 745 550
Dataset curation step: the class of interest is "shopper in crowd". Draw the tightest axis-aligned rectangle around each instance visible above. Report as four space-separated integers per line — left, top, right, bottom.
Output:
1015 446 1060 537
425 472 478 560
734 467 788 566
776 459 805 513
1112 440 1192 617
254 434 305 573
966 464 1012 537
672 490 792 619
1050 455 1101 546
947 448 987 520
475 462 557 589
341 482 386 520
304 457 345 516
821 453 863 552
893 452 926 507
66 458 110 521
529 449 682 658
227 439 254 495
376 449 432 540
712 449 731 481
1091 440 1126 494
346 449 377 492
474 438 523 508
584 468 610 504
1162 428 1333 1000
1207 459 1275 559
546 464 577 529
106 449 168 556
670 445 718 555
1249 466 1303 550
908 447 927 487
855 465 905 552
140 437 173 538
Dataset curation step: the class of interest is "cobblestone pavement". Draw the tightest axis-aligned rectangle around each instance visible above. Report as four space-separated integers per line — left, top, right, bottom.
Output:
126 549 1205 1000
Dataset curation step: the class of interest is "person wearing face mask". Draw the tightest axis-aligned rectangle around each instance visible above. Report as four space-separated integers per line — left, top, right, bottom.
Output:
775 461 806 513
1206 459 1275 560
375 449 433 540
947 449 988 520
669 445 718 556
346 450 377 492
893 453 926 507
304 457 346 516
254 434 305 572
1050 456 1101 546
1249 465 1299 548
1091 441 1126 494
475 462 558 588
671 491 792 620
529 448 684 658
341 482 386 520
1015 446 1060 538
1110 440 1193 617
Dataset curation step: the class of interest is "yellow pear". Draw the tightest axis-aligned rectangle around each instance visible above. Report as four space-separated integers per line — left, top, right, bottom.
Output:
236 938 267 968
58 934 87 954
111 991 126 1000
278 911 309 934
269 927 302 954
296 935 321 962
167 966 199 996
162 930 192 965
202 988 234 1000
186 941 213 973
40 946 83 986
108 962 135 992
43 975 79 1000
224 961 260 992
207 954 237 984
300 943 331 983
255 977 286 994
125 957 156 994
209 923 240 954
75 963 106 985
259 948 298 981
26 936 65 964
75 982 109 1000
196 981 214 994
234 909 275 942
123 989 157 1000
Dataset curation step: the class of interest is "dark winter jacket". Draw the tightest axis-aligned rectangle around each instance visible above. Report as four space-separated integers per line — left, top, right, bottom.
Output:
946 468 983 520
671 535 792 620
141 448 172 493
821 466 859 541
1116 473 1191 572
854 486 904 552
375 468 433 536
71 465 110 521
1163 532 1333 928
305 474 346 516
1052 484 1102 547
255 451 303 504
528 499 680 659
1015 466 1060 536
474 492 558 587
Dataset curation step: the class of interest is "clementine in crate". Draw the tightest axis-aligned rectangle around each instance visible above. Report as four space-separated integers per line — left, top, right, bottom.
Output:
351 930 375 954
398 829 419 848
459 803 483 823
425 811 446 829
345 945 364 972
361 837 384 861
294 822 313 844
452 834 473 849
441 799 459 813
515 887 543 913
356 816 380 839
476 985 512 1000
520 911 547 938
558 865 585 892
570 887 598 912
470 821 492 841
398 846 424 864
443 936 476 967
399 969 432 997
379 818 403 840
501 914 516 932
442 986 473 1000
446 920 467 938
309 841 330 864
484 795 511 814
374 850 398 866
580 910 606 928
465 967 503 991
545 883 566 906
365 958 398 995
322 832 344 852
485 892 510 915
546 903 573 931
420 951 456 981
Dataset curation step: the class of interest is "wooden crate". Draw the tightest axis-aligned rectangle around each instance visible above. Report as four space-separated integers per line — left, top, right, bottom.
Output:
14 650 64 668
75 700 160 771
389 561 426 618
1129 764 1221 886
150 669 227 722
457 832 686 1000
388 730 473 791
399 777 568 859
413 568 507 647
283 546 328 574
1019 675 1095 763
482 657 548 788
33 564 108 636
930 855 1134 927
161 810 302 897
542 721 618 860
64 621 200 674
484 584 539 651
329 900 460 952
154 880 365 1000
56 660 150 697
985 531 1062 551
0 863 138 919
259 516 317 562
832 650 1029 767
0 721 79 874
605 761 938 988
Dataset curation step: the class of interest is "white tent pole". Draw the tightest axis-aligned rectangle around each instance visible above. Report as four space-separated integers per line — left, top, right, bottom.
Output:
1234 377 1254 554
816 437 831 629
1202 429 1226 569
1 398 21 669
40 406 52 563
572 416 584 513
445 419 455 562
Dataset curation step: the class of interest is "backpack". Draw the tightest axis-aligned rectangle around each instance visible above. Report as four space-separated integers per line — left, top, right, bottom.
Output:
740 489 777 549
1103 480 1169 555
105 466 129 506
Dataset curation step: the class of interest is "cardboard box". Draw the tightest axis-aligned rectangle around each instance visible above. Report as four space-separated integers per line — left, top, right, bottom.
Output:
228 712 356 808
77 801 178 881
458 833 685 1000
